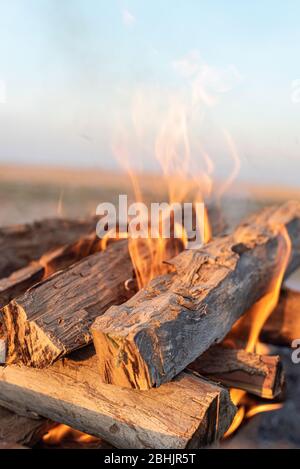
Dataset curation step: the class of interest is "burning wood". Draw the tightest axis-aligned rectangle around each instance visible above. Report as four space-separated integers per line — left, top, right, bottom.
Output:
2 240 134 367
189 345 284 399
226 286 300 349
0 217 97 279
0 346 236 449
0 233 103 310
42 424 112 449
261 287 300 346
91 201 300 390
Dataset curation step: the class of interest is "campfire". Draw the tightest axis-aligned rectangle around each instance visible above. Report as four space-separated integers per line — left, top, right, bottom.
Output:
0 194 299 449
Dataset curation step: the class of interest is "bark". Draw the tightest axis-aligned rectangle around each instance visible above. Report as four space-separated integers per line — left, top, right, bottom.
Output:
0 346 236 449
0 233 103 310
0 216 97 279
0 263 44 310
189 345 284 399
2 240 135 367
91 201 300 390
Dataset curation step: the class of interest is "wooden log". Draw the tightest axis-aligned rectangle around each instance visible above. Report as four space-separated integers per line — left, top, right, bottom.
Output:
38 232 102 277
0 263 44 310
0 406 54 447
188 345 284 399
261 288 300 345
0 233 103 363
91 201 300 390
0 216 97 279
2 240 135 367
0 233 102 310
0 346 236 449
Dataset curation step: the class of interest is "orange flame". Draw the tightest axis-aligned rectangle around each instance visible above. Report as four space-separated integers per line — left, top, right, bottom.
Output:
246 226 291 354
109 85 242 289
42 424 99 447
112 102 215 289
245 403 283 420
225 226 291 438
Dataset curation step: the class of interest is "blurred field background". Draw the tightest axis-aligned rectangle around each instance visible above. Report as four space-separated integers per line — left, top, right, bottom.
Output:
0 164 300 229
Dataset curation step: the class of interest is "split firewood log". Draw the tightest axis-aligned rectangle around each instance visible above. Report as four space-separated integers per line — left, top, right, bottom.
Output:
189 345 284 399
91 201 300 389
0 232 102 309
0 346 236 449
2 240 135 367
0 217 97 279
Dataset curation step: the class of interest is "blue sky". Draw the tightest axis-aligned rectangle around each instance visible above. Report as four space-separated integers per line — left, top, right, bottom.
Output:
0 0 300 186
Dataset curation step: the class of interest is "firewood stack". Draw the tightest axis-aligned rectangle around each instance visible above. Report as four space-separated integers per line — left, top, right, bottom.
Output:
0 201 299 449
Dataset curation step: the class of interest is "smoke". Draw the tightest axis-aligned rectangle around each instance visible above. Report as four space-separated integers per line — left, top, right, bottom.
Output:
172 50 242 106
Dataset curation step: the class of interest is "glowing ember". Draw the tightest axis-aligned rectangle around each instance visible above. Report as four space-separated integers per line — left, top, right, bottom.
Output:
42 424 99 447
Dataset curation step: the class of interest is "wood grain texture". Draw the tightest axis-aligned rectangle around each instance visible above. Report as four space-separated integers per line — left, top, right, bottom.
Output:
91 201 300 390
0 346 236 449
2 240 134 367
0 217 97 279
189 345 284 399
0 232 103 310
0 406 54 447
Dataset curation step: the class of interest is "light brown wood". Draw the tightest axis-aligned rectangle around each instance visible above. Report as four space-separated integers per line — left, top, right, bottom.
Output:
189 345 284 399
0 346 236 449
91 201 300 390
2 240 135 367
0 406 54 447
0 216 97 279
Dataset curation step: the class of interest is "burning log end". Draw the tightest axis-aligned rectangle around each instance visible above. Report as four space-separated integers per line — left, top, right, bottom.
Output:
189 346 285 400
